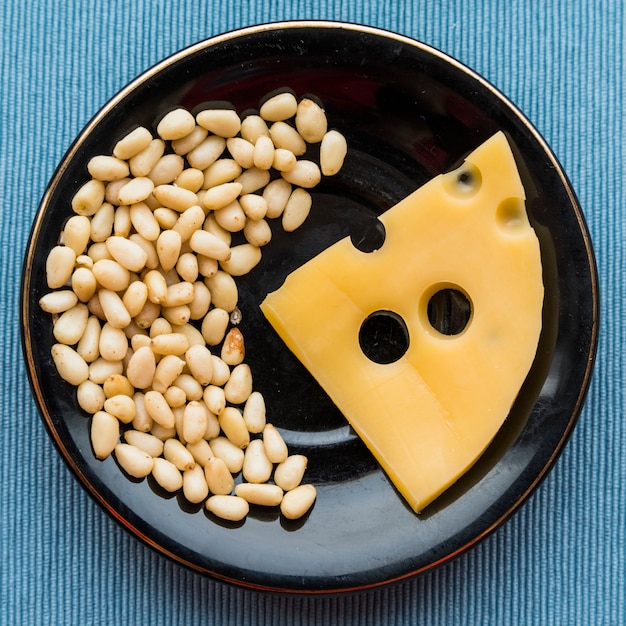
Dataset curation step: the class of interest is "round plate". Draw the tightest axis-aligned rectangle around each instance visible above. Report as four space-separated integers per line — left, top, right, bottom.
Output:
21 22 598 593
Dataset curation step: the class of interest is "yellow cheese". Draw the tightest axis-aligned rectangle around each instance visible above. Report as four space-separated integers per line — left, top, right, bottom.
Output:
260 132 544 512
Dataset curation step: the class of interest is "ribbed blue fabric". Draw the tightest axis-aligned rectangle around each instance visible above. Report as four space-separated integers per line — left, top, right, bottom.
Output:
2 1 623 624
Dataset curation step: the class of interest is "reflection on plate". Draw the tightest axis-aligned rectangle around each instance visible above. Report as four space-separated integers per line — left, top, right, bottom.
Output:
21 22 598 593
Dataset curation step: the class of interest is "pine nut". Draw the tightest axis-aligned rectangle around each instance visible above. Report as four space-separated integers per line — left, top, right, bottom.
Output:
172 205 205 242
151 457 183 492
46 246 76 289
272 148 297 172
157 108 196 141
196 108 241 138
218 406 249 448
77 379 106 414
185 135 225 170
161 304 190 325
152 355 186 394
213 200 247 232
201 307 229 345
51 343 89 385
274 454 308 491
164 282 195 307
71 179 105 216
295 98 327 143
175 168 204 192
263 423 288 464
129 138 165 178
187 280 210 319
88 155 130 181
242 439 273 483
125 345 156 389
53 303 89 345
134 299 161 329
93 259 130 291
99 322 128 361
88 357 123 385
189 229 232 261
129 234 159 269
186 438 214 468
282 188 312 232
209 436 244 473
63 215 92 255
239 194 268 220
90 410 120 459
151 332 189 356
71 267 97 302
280 484 317 519
164 385 187 408
172 373 204 401
260 91 298 122
105 236 148 272
182 400 209 444
102 373 134 398
183 464 209 503
185 344 214 385
243 217 272 247
172 125 209 156
156 229 182 272
235 483 283 507
203 384 225 416
236 167 271 194
144 390 176 428
269 121 307 155
153 207 179 230
281 160 321 188
240 114 269 144
111 127 150 160
89 202 115 242
226 137 255 169
224 363 253 405
122 280 148 318
117 176 154 205
124 430 164 457
163 437 195 471
204 457 235 495
205 270 238 312
39 290 79 314
143 269 167 304
149 316 172 337
176 253 199 283
205 495 249 521
203 159 242 188
220 328 245 366
252 134 275 170
153 184 199 212
219 243 261 276
129 202 160 240
202 182 243 212
243 391 266 434
104 394 136 424
262 178 292 218
320 130 348 176
115 443 154 478
210 355 231 386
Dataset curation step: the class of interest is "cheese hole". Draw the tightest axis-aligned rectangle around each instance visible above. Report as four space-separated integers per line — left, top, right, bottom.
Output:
359 311 409 364
442 162 482 199
426 288 472 336
496 197 527 232
350 217 386 253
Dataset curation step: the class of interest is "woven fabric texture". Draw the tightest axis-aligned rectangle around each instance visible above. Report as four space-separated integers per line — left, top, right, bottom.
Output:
1 1 623 624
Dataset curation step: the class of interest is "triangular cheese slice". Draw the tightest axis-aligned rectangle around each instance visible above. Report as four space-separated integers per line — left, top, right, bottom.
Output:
261 132 544 512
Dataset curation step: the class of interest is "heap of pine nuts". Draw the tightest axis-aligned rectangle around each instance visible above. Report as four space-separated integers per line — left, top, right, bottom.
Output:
39 89 347 522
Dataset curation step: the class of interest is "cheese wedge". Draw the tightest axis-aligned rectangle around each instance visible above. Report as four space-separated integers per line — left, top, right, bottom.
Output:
261 132 544 512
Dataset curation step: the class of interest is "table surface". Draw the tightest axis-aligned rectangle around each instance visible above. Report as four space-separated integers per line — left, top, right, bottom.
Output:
2 1 623 624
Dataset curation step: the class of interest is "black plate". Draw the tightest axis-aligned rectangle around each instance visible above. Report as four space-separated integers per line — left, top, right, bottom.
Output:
21 22 598 593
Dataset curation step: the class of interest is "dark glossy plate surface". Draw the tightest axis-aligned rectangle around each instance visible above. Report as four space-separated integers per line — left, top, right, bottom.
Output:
21 22 598 593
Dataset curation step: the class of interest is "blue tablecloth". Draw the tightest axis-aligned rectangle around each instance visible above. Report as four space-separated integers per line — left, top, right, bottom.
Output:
2 1 623 624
